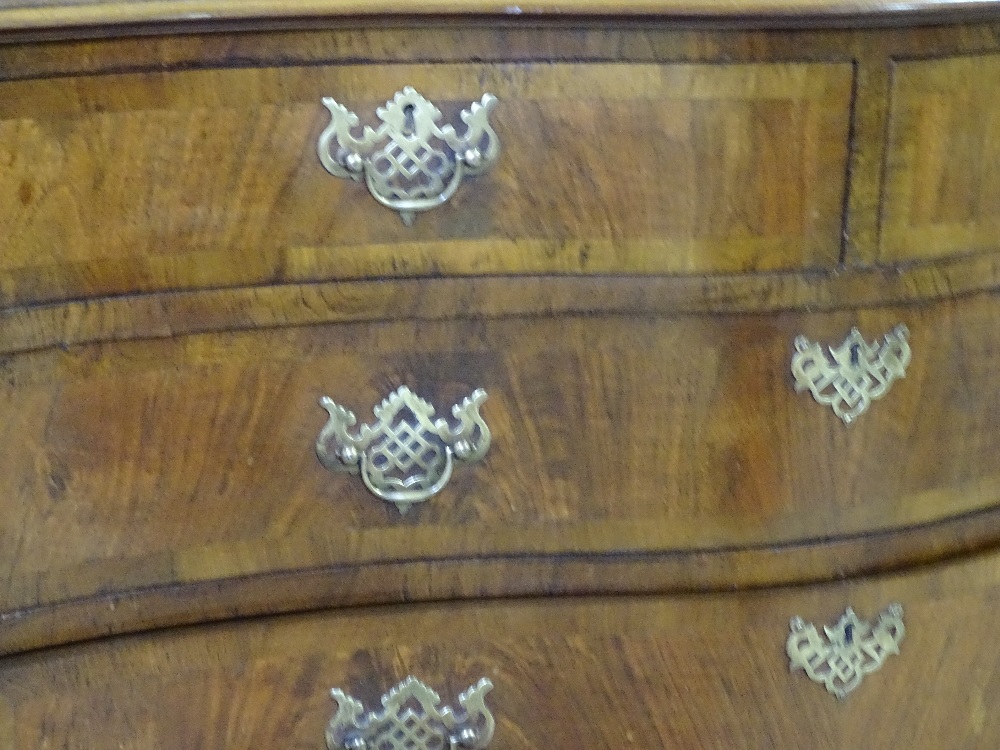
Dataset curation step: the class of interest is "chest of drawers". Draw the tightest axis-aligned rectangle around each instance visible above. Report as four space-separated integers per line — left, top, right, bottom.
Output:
3 2 1000 747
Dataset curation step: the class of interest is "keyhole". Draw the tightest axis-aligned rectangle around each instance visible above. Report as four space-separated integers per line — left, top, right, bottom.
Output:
402 104 416 136
844 623 854 645
850 343 861 367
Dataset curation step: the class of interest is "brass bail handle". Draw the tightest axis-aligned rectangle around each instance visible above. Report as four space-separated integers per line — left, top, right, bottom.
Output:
317 87 500 225
315 386 491 514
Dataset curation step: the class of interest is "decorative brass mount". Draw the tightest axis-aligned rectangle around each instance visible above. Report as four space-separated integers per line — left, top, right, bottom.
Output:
326 676 495 750
316 386 490 513
318 87 499 225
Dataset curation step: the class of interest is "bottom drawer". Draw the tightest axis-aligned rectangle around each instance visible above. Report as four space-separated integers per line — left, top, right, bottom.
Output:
2 553 999 748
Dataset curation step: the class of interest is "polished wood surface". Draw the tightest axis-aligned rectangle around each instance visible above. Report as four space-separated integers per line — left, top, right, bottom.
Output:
881 53 1000 262
3 9 1000 747
4 503 1000 657
0 61 850 308
3 291 1000 647
4 551 1000 749
3 22 1000 309
7 255 1000 356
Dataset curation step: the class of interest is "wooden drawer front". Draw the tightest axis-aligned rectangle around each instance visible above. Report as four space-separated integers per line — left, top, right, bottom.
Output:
3 554 999 749
0 60 852 308
882 54 1000 262
3 291 1000 618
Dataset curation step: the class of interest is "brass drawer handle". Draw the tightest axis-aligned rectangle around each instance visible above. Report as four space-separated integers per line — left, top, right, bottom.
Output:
787 604 905 700
791 324 911 424
316 386 490 514
327 676 495 750
318 87 500 226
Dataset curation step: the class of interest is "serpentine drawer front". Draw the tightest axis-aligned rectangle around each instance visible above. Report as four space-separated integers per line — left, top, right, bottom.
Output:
3 293 1000 648
4 553 999 749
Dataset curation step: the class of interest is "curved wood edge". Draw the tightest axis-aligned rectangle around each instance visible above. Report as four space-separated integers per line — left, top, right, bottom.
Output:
2 0 1000 34
4 253 1000 356
3 501 1000 657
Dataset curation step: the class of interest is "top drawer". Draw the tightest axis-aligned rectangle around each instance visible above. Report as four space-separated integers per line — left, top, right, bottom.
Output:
0 61 852 308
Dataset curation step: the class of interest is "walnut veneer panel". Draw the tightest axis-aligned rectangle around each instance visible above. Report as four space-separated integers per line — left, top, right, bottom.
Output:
0 61 851 308
4 552 1000 748
881 54 1000 262
3 291 1000 618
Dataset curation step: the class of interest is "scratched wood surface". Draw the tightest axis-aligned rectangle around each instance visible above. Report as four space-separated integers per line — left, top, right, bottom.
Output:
4 551 1000 749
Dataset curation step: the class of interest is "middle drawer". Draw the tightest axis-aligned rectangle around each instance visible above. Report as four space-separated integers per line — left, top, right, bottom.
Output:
2 290 999 623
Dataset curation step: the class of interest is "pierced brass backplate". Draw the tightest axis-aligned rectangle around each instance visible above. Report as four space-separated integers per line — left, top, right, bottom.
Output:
317 87 500 225
316 386 490 514
326 676 495 750
787 604 905 700
791 324 911 424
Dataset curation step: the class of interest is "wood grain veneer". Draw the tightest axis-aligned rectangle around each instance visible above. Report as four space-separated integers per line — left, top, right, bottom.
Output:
0 61 850 308
3 20 1000 292
4 9 1000 747
4 254 1000 356
882 53 1000 262
5 551 1000 748
3 291 1000 645
4 502 1000 656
